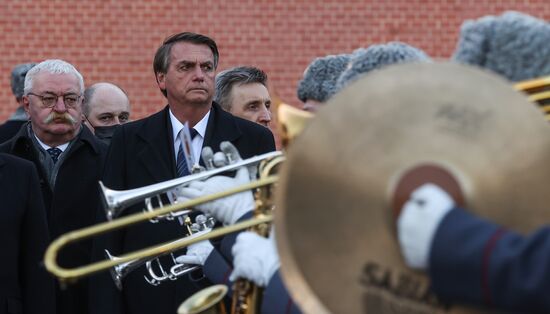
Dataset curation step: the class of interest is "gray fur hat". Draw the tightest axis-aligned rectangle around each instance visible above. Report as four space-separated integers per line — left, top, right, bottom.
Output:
297 53 351 102
11 63 36 99
453 11 550 82
336 42 431 92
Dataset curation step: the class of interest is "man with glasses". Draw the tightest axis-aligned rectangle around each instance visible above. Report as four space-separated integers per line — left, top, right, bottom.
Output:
0 59 108 314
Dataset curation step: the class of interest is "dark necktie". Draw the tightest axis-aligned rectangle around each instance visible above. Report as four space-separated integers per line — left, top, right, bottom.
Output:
47 147 62 164
176 128 198 177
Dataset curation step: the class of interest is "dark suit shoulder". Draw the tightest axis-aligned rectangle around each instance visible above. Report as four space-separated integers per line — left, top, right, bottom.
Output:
122 107 167 132
0 123 31 154
0 120 25 144
0 152 34 169
232 115 276 153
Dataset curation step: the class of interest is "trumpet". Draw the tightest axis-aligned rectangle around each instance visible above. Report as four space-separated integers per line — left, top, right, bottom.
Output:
104 214 215 290
101 151 283 220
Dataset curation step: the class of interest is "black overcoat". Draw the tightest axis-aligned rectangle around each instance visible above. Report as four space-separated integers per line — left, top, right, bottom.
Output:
0 124 107 314
0 153 56 314
89 103 275 314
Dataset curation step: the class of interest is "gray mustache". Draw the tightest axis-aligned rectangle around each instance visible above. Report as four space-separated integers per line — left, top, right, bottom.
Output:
43 112 77 125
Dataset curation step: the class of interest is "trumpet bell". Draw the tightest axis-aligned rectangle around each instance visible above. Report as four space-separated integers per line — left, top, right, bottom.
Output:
178 284 228 314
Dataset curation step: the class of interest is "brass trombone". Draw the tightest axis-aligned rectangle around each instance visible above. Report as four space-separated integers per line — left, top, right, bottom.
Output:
45 103 309 286
44 173 277 284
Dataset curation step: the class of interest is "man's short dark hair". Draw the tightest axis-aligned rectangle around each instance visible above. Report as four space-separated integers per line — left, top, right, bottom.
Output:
214 66 268 111
153 32 219 97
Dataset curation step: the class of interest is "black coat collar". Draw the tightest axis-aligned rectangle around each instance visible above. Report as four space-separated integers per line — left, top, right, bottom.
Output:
8 122 103 156
133 102 243 181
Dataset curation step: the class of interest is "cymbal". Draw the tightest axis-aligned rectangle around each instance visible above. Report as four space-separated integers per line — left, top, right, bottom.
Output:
275 62 550 314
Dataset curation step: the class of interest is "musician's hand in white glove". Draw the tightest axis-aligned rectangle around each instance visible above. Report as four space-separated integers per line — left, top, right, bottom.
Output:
229 231 280 287
397 183 455 270
201 141 257 179
176 166 254 225
175 230 214 266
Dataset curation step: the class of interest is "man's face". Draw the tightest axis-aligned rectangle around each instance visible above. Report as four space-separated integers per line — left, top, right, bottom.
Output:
85 87 130 129
228 83 272 127
156 42 216 107
24 72 83 143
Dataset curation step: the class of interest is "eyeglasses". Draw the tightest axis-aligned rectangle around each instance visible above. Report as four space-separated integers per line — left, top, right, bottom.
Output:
27 92 82 108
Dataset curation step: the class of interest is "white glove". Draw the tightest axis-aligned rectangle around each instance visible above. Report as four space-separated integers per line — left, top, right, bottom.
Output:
397 183 455 270
201 146 215 170
176 166 254 225
175 231 214 266
201 141 257 179
229 231 280 287
220 141 241 164
213 151 228 168
220 141 258 179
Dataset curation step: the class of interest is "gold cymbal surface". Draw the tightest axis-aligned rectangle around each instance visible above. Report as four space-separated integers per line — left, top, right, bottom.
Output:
275 63 550 313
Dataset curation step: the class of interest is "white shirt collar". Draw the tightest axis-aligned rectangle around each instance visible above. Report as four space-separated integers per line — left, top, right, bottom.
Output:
169 108 210 142
169 108 210 164
33 134 69 152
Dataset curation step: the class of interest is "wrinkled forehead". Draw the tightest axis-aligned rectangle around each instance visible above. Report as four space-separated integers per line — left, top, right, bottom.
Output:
169 42 215 64
89 89 130 115
232 82 270 100
32 72 82 94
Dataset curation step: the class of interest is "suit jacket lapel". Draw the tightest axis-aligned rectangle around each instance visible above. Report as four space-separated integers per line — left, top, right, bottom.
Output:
202 102 242 160
136 106 176 182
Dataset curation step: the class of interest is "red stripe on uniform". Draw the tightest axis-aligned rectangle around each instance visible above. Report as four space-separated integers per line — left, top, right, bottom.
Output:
482 228 506 306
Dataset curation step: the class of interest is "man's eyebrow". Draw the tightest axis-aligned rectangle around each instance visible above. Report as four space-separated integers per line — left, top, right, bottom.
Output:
42 91 79 96
177 60 196 66
246 100 262 106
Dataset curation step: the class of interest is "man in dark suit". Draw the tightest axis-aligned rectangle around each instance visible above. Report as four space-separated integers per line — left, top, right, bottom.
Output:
0 59 108 314
0 153 55 314
89 32 275 314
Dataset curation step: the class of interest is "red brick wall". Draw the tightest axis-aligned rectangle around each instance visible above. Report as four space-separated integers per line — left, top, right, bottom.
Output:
1 0 548 123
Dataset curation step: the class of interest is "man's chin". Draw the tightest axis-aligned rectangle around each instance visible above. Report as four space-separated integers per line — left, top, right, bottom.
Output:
187 96 213 106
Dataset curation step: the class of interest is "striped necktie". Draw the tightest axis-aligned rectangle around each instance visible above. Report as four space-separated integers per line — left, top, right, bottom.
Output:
176 128 198 177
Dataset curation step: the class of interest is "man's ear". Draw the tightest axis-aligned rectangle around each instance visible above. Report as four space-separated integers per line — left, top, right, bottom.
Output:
156 72 166 89
22 96 31 115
